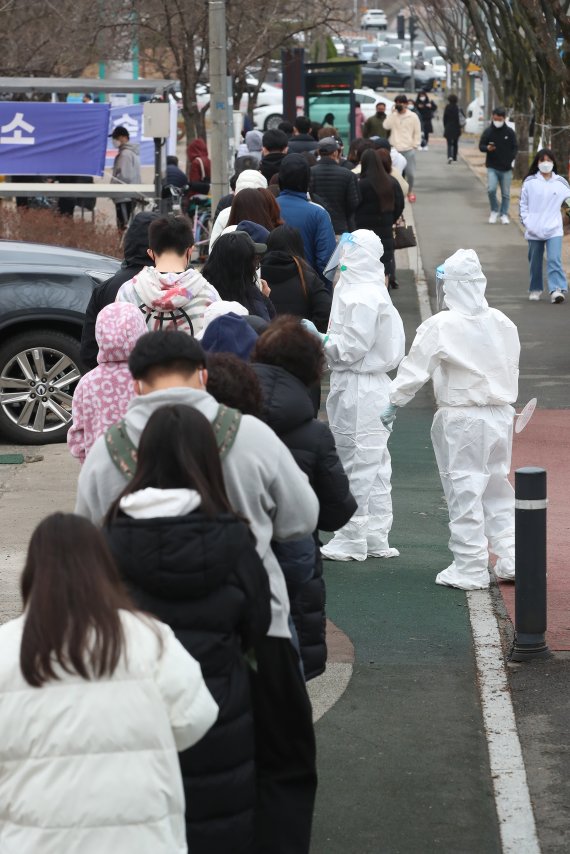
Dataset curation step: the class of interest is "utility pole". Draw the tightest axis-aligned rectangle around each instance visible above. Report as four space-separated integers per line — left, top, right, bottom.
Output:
208 0 229 214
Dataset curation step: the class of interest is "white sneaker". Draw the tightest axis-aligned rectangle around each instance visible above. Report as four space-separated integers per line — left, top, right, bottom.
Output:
423 145 429 151
528 291 541 301
448 157 452 164
488 211 498 224
551 290 566 304
368 547 400 559
500 214 510 224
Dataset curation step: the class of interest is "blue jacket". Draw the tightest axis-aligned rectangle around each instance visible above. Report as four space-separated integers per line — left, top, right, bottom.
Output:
277 190 336 283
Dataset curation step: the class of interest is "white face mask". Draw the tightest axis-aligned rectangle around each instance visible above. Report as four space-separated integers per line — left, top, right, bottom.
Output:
112 139 121 149
538 161 553 174
492 120 505 128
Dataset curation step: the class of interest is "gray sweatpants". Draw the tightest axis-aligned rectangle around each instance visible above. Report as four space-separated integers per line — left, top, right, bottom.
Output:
401 149 416 192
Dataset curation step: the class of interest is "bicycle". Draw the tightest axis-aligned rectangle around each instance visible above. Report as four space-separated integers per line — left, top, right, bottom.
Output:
187 195 211 264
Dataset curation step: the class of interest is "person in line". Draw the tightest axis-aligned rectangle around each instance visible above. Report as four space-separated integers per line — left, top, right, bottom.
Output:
209 169 268 248
520 148 570 303
69 304 147 463
213 156 261 221
277 154 336 284
310 137 360 235
166 155 189 188
261 225 332 331
202 313 259 361
321 230 405 562
225 187 276 233
382 95 422 202
478 106 518 224
415 90 437 150
287 116 319 155
259 187 284 229
354 100 365 138
443 94 463 164
105 405 271 854
110 125 141 231
75 331 320 854
80 211 160 369
362 101 390 140
202 231 275 321
260 129 289 182
243 130 263 164
207 352 264 415
278 120 294 138
252 318 357 679
382 249 520 589
355 149 405 287
116 215 220 336
0 512 217 854
186 137 211 196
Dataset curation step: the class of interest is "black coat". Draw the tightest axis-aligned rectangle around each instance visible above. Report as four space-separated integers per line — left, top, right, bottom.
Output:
309 159 360 234
355 176 405 254
80 211 160 369
105 511 271 854
253 364 357 679
260 251 332 332
443 103 462 140
260 152 287 182
415 97 436 133
287 133 319 155
478 123 518 172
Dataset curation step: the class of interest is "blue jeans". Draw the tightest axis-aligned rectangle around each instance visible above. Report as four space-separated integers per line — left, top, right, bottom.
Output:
487 167 512 216
527 236 568 293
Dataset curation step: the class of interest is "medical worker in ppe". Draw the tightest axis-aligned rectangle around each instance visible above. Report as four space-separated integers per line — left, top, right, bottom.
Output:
321 230 405 562
383 248 520 589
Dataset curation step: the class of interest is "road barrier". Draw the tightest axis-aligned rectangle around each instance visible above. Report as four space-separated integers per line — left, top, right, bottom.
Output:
510 466 550 661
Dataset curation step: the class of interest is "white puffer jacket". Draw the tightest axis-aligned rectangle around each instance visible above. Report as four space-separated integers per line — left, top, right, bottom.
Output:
0 611 218 854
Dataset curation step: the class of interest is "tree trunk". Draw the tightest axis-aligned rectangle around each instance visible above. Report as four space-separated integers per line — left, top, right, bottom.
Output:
512 110 530 179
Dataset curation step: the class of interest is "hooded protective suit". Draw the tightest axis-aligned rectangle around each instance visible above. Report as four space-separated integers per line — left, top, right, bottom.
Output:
321 230 405 561
388 248 520 589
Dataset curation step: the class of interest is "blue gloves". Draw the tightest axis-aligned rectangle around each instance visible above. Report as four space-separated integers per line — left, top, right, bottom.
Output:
301 318 328 343
381 403 398 431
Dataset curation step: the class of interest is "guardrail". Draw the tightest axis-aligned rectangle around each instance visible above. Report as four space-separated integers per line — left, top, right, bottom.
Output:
0 183 156 199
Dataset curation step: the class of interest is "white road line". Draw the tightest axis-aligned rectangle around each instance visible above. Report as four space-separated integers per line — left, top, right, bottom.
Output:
405 203 541 854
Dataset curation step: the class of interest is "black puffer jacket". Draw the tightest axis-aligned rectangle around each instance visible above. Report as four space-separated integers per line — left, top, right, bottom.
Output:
260 250 332 332
80 211 161 369
105 509 271 854
309 159 360 234
252 364 357 679
355 176 405 254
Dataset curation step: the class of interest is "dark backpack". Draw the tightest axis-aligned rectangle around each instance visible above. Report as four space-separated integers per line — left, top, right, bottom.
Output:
105 404 242 480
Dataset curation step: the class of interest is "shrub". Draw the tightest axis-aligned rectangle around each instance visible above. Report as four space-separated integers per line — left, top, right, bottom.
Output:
0 207 122 259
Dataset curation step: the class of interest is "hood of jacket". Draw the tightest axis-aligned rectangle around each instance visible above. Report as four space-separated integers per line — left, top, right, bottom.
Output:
119 141 139 156
106 503 252 599
253 363 314 434
333 229 386 287
245 130 263 152
95 302 147 364
442 248 488 316
123 211 161 267
120 487 201 519
187 137 208 160
235 169 268 192
128 266 217 313
260 250 299 284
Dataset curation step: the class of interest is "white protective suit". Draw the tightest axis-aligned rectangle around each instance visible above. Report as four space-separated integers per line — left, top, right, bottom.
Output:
389 248 521 589
322 230 406 561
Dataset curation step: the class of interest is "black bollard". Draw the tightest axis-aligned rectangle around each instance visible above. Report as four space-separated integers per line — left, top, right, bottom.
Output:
510 467 550 661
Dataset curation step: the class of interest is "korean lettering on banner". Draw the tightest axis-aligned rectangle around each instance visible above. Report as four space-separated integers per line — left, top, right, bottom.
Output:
106 105 155 168
0 103 111 176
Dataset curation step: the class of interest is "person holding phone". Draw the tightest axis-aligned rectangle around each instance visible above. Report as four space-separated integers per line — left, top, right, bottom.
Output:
478 107 518 225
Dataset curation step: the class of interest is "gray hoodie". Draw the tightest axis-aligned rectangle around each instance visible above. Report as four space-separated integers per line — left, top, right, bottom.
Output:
75 387 319 638
112 142 142 202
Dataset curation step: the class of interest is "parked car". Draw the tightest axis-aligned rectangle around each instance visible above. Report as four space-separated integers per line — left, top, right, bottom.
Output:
0 241 120 445
360 8 388 30
359 42 380 62
361 60 436 92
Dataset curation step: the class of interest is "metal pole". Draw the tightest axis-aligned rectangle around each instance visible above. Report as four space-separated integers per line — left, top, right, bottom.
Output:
153 138 162 212
511 467 550 661
209 0 229 215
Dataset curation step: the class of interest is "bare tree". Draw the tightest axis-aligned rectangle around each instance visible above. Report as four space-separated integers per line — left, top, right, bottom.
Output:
417 2 478 106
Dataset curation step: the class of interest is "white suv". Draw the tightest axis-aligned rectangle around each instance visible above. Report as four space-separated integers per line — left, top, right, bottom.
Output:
361 8 388 30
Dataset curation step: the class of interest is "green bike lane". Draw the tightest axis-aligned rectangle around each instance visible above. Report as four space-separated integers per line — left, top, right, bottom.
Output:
312 274 502 854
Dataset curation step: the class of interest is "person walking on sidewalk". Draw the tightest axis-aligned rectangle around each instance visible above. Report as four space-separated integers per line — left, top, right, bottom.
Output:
110 125 141 231
321 230 405 562
478 107 518 224
383 95 422 202
414 90 437 150
520 147 570 304
382 249 520 590
443 94 463 163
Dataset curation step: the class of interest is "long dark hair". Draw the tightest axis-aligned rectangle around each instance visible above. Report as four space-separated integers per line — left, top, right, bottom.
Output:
202 232 258 311
266 224 306 260
227 188 274 229
20 513 137 687
360 148 394 210
527 148 558 178
108 405 236 521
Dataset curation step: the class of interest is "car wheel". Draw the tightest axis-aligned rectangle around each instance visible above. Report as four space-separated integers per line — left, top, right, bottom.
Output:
0 330 83 445
263 113 284 131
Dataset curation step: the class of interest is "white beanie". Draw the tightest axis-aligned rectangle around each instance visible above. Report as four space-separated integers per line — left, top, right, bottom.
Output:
235 169 268 192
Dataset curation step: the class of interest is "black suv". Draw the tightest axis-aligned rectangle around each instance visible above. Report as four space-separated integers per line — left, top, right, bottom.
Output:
0 241 119 445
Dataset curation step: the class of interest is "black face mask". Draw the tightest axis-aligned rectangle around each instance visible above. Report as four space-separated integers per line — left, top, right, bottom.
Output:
395 104 404 112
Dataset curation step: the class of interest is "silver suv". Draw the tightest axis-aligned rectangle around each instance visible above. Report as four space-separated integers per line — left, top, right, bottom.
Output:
361 8 388 30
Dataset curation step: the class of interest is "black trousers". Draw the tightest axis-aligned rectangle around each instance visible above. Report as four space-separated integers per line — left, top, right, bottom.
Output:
447 137 459 161
250 636 317 854
115 200 133 230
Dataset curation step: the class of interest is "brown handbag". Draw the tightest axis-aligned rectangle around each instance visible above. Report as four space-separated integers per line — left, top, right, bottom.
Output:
393 217 417 249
